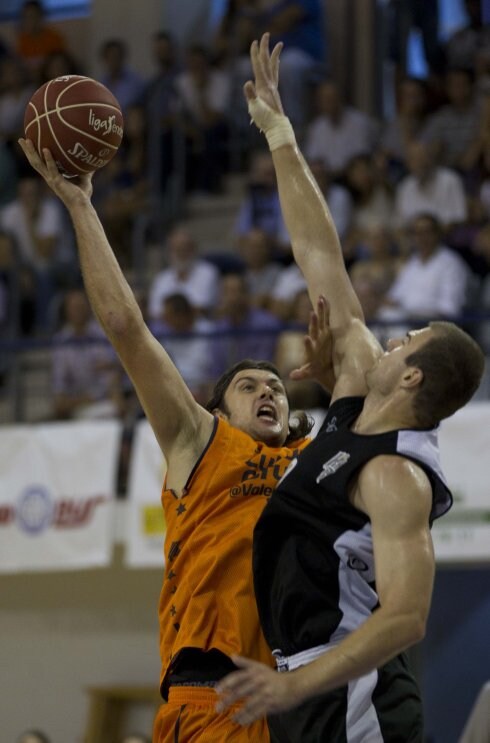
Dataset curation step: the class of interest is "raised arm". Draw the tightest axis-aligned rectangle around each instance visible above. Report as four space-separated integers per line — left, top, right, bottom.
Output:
245 35 382 391
20 140 214 480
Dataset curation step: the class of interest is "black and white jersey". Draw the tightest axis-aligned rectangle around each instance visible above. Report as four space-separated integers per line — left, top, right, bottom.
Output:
253 395 452 658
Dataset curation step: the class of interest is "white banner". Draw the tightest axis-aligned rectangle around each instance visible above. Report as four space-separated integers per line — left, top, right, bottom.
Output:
124 420 167 568
0 420 121 573
124 405 490 568
434 402 490 563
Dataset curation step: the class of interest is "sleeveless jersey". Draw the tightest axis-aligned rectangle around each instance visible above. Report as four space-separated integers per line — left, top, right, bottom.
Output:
253 395 452 656
158 416 309 695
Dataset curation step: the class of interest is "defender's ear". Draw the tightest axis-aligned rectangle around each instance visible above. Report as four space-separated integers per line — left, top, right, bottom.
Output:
401 366 424 389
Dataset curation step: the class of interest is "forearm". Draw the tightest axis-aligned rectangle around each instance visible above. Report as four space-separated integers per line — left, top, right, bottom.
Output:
271 141 363 324
294 607 424 703
67 195 143 342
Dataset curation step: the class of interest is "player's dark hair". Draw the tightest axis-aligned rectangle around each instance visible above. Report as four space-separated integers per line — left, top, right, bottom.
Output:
205 359 314 444
405 322 485 427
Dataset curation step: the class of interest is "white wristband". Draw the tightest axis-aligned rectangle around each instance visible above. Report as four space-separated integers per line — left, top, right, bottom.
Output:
265 118 296 151
248 97 296 151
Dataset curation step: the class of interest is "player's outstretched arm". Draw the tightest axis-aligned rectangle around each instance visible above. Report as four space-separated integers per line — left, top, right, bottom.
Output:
19 139 214 467
245 35 382 391
245 35 361 328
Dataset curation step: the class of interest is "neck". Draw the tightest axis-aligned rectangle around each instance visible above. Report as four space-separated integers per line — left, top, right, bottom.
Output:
352 390 417 434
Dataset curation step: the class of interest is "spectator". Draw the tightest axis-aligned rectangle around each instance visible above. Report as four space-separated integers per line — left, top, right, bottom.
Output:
211 271 282 376
142 30 180 192
423 67 483 180
15 0 66 83
149 293 214 403
38 48 83 84
394 140 468 231
0 134 19 207
176 44 230 193
215 0 326 128
51 288 121 420
379 75 431 179
308 158 353 240
270 262 308 320
0 228 22 339
0 55 35 148
99 38 145 113
381 212 471 321
239 228 282 309
304 79 380 178
444 0 490 72
472 223 490 351
147 226 220 320
387 0 445 82
352 222 403 275
350 260 394 322
234 150 289 251
0 175 76 332
342 153 395 263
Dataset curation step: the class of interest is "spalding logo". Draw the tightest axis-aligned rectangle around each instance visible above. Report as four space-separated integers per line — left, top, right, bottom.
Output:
66 142 109 168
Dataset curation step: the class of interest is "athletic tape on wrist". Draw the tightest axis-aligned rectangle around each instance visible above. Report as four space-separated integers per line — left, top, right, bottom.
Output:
248 98 296 151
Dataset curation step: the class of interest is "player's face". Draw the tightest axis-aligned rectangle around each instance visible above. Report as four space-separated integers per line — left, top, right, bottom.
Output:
366 327 433 393
221 369 290 447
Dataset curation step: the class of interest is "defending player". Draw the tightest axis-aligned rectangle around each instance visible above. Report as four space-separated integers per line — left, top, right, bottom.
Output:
215 35 485 742
18 135 333 742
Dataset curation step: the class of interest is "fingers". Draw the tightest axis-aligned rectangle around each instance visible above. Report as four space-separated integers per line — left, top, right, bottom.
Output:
250 33 276 87
233 697 265 726
289 362 312 381
18 138 45 174
270 42 283 86
308 309 319 341
317 295 330 329
243 80 257 102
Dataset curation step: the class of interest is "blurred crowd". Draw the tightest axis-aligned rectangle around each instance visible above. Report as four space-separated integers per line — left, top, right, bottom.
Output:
0 0 489 439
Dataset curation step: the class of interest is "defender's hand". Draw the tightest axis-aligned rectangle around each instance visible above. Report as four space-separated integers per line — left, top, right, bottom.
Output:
244 32 285 131
215 655 300 725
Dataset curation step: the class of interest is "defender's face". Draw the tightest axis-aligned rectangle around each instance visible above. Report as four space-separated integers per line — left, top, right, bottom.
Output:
220 369 290 447
366 327 433 393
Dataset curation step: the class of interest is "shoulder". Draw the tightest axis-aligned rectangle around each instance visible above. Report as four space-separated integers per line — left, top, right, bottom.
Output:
358 455 432 518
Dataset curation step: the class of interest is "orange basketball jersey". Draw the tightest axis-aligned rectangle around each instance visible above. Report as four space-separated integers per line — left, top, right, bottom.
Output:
158 416 309 692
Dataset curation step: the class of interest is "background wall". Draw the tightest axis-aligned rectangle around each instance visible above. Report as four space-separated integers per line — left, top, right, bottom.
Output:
0 542 163 742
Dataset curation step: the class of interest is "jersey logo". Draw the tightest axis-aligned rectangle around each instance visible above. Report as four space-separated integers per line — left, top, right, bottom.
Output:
325 416 337 433
316 451 351 482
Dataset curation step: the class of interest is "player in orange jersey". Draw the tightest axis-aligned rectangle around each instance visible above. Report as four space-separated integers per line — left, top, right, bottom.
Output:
18 134 333 740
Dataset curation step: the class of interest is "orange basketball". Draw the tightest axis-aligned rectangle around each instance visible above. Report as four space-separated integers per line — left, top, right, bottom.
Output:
24 75 124 177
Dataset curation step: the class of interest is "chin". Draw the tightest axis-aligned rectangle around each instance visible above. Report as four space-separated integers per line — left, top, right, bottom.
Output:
257 424 286 447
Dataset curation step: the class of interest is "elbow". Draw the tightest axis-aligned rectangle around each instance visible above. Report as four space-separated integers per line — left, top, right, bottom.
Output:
408 615 427 645
401 610 428 647
102 305 144 342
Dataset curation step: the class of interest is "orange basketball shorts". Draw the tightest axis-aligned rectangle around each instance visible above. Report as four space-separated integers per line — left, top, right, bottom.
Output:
153 686 270 742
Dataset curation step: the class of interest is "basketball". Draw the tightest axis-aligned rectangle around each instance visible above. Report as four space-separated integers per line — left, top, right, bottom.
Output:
24 75 124 177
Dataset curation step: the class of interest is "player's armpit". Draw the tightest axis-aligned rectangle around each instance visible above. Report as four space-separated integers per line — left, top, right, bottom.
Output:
329 319 383 402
